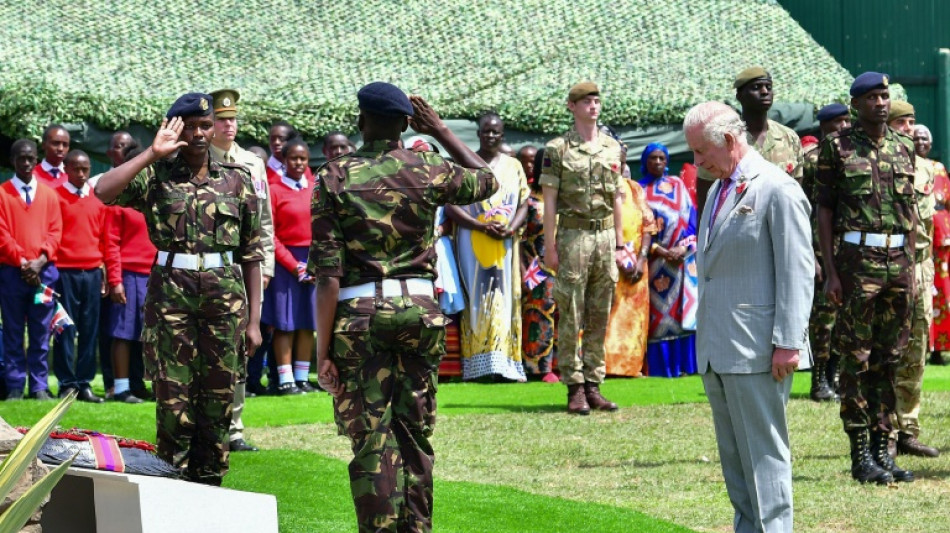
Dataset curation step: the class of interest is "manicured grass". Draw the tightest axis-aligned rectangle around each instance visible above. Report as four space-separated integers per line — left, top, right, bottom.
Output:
4 366 950 532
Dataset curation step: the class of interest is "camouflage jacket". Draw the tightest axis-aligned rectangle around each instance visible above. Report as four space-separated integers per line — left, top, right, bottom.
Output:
914 156 937 251
538 128 624 220
110 154 264 263
747 119 803 180
815 124 918 235
308 139 497 286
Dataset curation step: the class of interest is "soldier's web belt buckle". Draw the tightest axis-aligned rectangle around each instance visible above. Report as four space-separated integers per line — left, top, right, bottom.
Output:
590 219 604 230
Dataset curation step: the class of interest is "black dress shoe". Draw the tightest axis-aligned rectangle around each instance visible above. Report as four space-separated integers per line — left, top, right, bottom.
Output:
77 387 105 403
229 439 259 452
296 380 316 393
130 388 154 401
58 386 78 399
246 381 268 396
276 382 303 396
114 390 144 404
31 389 54 401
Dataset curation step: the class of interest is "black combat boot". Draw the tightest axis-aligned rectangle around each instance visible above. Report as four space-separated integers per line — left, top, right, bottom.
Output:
847 429 893 485
869 430 913 482
809 361 836 402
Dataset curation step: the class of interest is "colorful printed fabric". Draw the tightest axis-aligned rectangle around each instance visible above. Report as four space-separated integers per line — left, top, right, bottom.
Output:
520 191 557 375
932 162 950 350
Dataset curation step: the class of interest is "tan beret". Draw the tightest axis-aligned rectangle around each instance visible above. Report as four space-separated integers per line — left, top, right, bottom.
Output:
887 100 915 122
209 88 240 118
733 66 770 89
568 81 599 103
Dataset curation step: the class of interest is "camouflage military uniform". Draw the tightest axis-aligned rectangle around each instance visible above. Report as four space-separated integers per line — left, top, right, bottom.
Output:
895 156 936 438
748 119 804 181
539 129 623 385
816 125 918 432
111 155 263 485
308 140 496 532
802 144 836 366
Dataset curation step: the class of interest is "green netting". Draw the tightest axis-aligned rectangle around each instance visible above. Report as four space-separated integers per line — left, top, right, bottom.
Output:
0 0 854 144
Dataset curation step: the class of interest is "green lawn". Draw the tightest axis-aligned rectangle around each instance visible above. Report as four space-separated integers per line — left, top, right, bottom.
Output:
4 367 950 532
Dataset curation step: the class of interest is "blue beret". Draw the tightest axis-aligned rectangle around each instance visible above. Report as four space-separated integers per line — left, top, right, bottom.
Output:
357 82 414 117
166 92 213 119
816 103 849 122
850 72 890 97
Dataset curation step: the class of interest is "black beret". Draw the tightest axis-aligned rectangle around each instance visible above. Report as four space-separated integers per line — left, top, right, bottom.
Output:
357 82 414 117
816 103 849 122
850 72 889 97
166 92 213 119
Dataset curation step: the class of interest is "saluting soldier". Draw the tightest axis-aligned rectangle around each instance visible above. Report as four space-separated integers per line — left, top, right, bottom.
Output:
803 103 851 402
734 67 804 181
309 82 497 532
817 72 917 485
95 93 264 486
540 81 627 415
885 101 941 458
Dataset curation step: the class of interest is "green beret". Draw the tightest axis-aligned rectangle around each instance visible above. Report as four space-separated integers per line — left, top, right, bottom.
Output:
568 81 599 103
733 66 770 89
210 89 240 118
888 100 915 122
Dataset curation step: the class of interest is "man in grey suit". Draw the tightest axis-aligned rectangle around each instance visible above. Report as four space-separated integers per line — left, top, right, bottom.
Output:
685 101 813 533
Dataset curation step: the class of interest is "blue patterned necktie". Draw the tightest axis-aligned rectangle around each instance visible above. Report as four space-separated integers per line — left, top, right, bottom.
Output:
49 168 59 180
23 185 32 205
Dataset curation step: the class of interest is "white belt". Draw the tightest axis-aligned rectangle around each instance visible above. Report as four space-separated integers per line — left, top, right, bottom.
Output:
842 231 905 248
338 278 434 301
156 251 233 270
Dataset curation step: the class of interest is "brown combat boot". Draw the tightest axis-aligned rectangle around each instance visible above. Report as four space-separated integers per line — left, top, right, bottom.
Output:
584 382 618 411
897 433 940 457
566 384 590 415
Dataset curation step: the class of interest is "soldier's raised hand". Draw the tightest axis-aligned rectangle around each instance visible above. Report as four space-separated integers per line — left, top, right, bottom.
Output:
151 117 187 158
408 96 444 135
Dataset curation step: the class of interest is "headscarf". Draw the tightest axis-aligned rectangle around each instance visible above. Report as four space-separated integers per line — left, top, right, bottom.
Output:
638 142 669 186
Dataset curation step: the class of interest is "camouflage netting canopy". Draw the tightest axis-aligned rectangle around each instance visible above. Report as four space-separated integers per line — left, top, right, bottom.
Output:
0 0 854 147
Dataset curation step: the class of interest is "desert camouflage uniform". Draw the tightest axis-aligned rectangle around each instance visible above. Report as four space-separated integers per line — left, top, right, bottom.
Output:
894 156 936 438
816 125 917 432
802 144 836 365
748 118 804 181
308 139 496 533
539 129 623 385
110 155 263 485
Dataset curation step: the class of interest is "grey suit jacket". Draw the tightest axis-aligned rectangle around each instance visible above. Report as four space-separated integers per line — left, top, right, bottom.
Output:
696 150 814 374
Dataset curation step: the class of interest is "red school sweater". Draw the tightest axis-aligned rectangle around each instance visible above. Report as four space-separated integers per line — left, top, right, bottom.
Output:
270 178 315 274
104 206 158 285
55 186 109 270
0 180 62 266
33 163 67 189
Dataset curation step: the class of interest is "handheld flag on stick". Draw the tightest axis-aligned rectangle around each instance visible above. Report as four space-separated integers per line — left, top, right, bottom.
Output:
618 241 638 270
50 302 73 335
524 257 551 290
34 284 57 305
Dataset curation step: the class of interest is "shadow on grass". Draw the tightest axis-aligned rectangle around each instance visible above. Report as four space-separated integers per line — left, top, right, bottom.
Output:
441 402 565 414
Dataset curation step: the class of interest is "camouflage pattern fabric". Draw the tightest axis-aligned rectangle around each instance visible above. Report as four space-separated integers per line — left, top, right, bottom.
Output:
747 119 803 180
833 244 913 432
309 139 496 532
912 156 937 253
539 129 624 386
111 154 263 485
815 125 918 235
538 128 624 220
894 258 933 437
803 143 837 363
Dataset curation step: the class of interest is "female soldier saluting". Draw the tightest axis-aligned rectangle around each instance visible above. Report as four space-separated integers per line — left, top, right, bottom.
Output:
95 93 263 486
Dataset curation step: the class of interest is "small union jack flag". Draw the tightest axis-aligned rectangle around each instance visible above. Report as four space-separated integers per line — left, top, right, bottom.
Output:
34 283 56 305
618 242 638 270
50 302 73 336
524 257 550 290
484 204 514 220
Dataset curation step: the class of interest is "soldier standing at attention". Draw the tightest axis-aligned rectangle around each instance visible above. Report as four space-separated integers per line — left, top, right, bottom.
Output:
208 88 276 453
803 103 851 402
309 82 496 533
817 72 917 485
95 93 263 486
734 67 804 181
540 81 626 415
885 101 941 458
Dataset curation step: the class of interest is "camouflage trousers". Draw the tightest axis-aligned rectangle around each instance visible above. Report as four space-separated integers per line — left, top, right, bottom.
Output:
332 293 447 533
809 273 837 363
893 257 933 438
833 244 913 432
553 227 618 385
142 265 246 485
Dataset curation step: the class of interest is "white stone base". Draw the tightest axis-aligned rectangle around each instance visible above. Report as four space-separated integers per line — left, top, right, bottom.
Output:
41 468 278 533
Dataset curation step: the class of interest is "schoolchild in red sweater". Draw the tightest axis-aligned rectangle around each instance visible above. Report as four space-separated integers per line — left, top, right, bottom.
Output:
265 121 315 185
32 124 70 189
0 139 62 400
53 150 110 403
261 139 316 394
